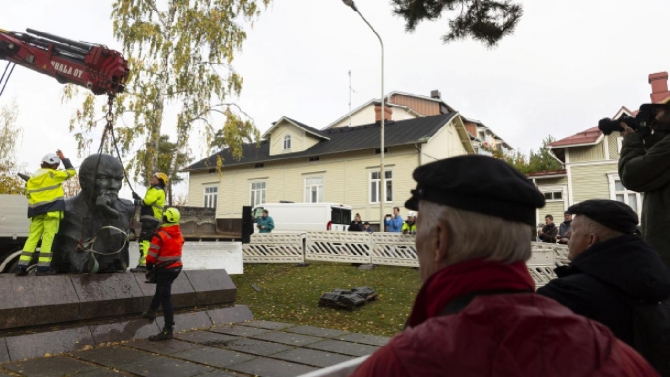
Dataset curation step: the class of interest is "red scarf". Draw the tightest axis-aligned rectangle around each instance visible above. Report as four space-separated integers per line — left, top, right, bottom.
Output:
407 259 535 328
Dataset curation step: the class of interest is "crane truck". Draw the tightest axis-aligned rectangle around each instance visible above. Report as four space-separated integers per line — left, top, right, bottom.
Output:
0 28 129 272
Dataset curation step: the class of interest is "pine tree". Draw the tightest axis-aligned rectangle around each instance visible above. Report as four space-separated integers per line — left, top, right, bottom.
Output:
391 0 523 47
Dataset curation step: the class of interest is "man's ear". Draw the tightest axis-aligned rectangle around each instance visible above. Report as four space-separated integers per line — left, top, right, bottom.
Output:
588 232 599 247
434 222 449 263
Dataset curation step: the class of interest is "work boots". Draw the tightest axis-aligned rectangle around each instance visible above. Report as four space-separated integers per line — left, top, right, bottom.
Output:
130 265 147 272
149 328 173 341
142 310 157 321
14 267 27 276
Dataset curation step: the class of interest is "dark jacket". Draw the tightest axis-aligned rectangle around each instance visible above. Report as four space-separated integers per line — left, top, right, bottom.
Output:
558 221 571 239
619 132 670 267
537 234 670 346
539 223 558 243
348 221 363 232
351 259 657 377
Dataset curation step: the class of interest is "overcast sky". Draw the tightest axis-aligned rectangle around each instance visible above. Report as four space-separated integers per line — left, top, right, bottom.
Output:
2 0 670 198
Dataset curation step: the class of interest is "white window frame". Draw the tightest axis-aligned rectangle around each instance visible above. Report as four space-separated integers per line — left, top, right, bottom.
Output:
369 169 393 204
283 135 291 150
542 191 564 202
539 185 568 209
304 176 324 203
203 185 218 209
250 181 267 207
607 173 643 218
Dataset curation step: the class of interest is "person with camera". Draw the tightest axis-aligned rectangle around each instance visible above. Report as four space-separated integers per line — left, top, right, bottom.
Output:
141 207 184 341
537 214 558 243
619 98 670 266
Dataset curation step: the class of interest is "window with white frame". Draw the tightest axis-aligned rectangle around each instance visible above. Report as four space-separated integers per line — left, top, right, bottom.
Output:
543 191 563 201
283 135 291 150
608 173 643 218
370 170 393 203
304 177 324 203
250 181 266 206
614 179 643 217
203 185 218 209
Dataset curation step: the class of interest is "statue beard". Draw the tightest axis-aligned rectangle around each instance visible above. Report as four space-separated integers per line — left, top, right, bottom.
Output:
93 190 121 220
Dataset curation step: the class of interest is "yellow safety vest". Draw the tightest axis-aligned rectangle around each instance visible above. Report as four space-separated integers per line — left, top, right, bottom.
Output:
140 186 165 221
402 222 417 234
26 166 76 218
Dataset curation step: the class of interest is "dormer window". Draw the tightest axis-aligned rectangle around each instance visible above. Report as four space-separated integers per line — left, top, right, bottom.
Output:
283 135 291 150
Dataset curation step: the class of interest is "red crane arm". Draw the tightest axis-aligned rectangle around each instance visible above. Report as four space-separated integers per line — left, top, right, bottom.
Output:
0 28 129 95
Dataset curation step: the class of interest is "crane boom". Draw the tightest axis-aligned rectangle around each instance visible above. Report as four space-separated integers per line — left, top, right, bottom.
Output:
0 28 129 95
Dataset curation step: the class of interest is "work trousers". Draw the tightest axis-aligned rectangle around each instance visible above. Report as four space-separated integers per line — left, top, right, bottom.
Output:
19 211 62 271
149 267 182 330
138 218 159 267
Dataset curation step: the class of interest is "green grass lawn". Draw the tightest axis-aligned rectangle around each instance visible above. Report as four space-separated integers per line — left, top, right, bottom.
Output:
231 263 422 337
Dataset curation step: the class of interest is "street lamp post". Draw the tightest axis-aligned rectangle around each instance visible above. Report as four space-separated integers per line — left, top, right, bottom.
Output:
342 0 386 231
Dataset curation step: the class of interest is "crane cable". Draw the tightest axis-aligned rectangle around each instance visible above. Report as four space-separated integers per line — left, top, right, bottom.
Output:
77 93 139 273
0 62 15 98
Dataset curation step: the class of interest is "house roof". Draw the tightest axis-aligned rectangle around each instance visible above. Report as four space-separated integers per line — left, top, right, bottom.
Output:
262 116 330 140
186 113 459 172
527 169 567 178
324 90 456 129
550 104 639 150
548 127 604 148
324 99 424 129
462 116 513 149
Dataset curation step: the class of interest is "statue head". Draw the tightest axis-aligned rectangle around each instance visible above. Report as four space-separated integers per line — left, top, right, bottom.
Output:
78 154 125 219
79 154 124 200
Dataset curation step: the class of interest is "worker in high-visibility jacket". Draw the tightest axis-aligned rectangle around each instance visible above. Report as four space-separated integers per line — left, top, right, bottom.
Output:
130 172 167 272
401 211 417 235
141 207 184 341
16 150 76 276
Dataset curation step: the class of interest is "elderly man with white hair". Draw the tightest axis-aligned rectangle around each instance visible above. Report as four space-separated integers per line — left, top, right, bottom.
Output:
349 155 656 377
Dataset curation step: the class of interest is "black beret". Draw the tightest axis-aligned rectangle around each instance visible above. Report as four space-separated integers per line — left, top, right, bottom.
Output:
405 155 545 226
566 199 639 234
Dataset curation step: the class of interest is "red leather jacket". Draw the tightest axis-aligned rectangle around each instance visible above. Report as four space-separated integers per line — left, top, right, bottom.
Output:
147 224 184 270
350 260 657 377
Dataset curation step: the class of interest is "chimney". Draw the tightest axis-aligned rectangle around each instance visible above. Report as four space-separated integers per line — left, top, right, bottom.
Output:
430 90 441 99
374 102 392 123
649 72 669 103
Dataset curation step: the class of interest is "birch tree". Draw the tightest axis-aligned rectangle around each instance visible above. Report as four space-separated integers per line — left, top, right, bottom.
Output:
0 101 24 194
65 0 269 183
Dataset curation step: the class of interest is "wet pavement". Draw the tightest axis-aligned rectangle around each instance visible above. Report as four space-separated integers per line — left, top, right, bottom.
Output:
0 321 389 377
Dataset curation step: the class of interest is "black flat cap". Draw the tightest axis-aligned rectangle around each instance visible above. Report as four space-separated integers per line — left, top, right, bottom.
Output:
566 199 639 234
405 155 545 226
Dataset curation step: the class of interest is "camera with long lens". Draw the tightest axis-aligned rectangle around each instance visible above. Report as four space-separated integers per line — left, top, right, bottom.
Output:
598 107 654 137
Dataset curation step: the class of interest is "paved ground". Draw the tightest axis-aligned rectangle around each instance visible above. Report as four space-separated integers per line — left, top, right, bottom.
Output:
0 321 389 377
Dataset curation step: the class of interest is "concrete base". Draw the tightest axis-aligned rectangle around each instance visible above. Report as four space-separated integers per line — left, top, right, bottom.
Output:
0 305 253 361
0 269 236 331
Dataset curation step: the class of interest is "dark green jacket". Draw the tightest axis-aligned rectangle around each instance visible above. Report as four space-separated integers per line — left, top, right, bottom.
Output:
256 216 274 233
619 132 670 266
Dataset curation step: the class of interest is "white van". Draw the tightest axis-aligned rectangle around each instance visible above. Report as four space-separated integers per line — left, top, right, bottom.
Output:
252 202 353 233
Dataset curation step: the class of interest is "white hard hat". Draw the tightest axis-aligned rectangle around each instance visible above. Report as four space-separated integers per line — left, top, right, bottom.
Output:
42 153 60 165
407 211 416 217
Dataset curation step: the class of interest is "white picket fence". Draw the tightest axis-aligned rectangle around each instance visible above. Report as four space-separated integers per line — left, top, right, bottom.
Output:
242 234 304 263
242 232 568 286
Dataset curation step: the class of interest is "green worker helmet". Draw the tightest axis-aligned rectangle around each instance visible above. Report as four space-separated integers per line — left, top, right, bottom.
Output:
163 207 181 224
